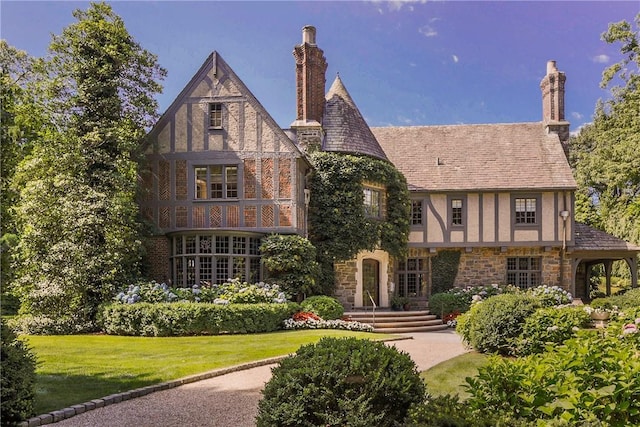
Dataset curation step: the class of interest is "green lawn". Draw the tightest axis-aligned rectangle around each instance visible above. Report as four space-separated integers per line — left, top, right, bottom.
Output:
421 352 489 399
25 330 389 415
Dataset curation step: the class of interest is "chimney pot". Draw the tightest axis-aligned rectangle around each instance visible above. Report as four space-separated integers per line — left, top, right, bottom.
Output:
546 60 557 75
302 25 316 45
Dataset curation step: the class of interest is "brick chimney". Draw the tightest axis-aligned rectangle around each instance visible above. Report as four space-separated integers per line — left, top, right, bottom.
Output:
292 26 327 124
540 60 570 151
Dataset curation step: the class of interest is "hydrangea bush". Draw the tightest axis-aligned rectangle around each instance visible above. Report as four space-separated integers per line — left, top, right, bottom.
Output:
114 279 288 305
526 285 572 307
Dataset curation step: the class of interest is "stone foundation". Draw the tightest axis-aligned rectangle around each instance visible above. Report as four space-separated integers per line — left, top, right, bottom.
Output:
332 246 573 304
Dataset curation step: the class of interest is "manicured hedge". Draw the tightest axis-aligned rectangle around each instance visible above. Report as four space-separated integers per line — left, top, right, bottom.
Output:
100 302 300 336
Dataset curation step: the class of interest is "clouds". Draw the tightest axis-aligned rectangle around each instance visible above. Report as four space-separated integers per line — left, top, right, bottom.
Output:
592 54 610 64
374 0 429 13
419 23 438 37
452 54 459 63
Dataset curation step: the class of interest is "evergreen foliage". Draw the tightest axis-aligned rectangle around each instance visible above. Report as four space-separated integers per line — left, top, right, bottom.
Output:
260 234 320 297
570 14 640 251
300 295 344 320
257 337 424 427
307 151 410 292
1 319 37 425
10 3 166 327
430 250 461 293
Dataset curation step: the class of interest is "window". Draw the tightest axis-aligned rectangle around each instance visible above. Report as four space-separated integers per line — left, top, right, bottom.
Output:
209 103 222 128
194 165 238 199
396 258 428 298
172 234 263 286
515 198 537 224
411 201 423 225
451 199 463 226
363 188 381 217
507 257 541 289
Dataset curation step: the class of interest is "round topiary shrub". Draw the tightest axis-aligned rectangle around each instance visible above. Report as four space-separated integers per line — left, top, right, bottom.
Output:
300 295 344 320
456 293 541 355
256 337 425 427
1 319 37 425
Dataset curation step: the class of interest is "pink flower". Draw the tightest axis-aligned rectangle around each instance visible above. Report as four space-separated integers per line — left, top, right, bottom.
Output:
622 323 638 335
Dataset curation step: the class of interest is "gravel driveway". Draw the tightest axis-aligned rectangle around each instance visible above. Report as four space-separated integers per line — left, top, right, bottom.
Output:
47 330 467 427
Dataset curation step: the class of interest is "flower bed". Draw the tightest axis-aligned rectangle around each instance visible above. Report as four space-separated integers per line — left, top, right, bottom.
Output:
284 311 374 332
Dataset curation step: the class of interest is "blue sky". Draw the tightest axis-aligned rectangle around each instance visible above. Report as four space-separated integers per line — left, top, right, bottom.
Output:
2 1 637 132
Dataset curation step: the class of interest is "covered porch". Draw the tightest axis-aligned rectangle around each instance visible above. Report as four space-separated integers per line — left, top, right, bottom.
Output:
569 223 639 300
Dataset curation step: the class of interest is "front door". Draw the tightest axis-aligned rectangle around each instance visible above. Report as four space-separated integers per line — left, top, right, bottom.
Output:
362 259 379 307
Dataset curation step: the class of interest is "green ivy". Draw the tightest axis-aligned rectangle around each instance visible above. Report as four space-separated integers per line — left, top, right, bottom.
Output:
431 250 461 293
307 152 410 280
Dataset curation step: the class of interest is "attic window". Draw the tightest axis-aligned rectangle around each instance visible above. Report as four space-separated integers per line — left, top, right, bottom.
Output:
209 103 223 128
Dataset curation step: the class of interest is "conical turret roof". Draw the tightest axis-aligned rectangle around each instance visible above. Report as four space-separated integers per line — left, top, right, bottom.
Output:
322 75 388 160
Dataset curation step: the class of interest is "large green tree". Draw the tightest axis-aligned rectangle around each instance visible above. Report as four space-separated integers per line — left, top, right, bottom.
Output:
11 2 166 328
570 14 640 246
0 41 47 313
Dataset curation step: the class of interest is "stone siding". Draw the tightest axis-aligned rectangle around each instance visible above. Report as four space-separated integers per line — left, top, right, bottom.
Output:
453 247 571 291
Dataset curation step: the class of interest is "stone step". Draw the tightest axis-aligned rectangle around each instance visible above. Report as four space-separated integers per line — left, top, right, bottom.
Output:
374 319 444 328
345 310 433 318
374 324 448 333
344 310 447 333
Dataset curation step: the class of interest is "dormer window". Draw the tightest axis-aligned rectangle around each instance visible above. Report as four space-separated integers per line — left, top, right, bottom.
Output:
363 188 381 218
209 103 223 128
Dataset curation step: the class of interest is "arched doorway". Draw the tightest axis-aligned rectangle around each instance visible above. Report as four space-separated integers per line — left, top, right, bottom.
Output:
362 259 379 307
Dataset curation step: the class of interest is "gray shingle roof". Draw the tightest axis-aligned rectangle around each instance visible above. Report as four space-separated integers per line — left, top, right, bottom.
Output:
322 75 388 160
574 223 640 252
371 122 577 192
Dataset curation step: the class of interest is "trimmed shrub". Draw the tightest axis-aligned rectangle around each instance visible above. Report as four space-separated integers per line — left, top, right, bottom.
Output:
456 293 540 355
99 302 300 336
1 319 37 425
429 284 521 319
428 292 469 319
591 287 640 310
256 337 425 427
7 314 96 336
300 295 344 320
260 234 320 297
514 306 591 356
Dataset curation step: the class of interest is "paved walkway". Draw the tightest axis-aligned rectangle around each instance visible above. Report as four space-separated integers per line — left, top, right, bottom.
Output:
52 330 467 427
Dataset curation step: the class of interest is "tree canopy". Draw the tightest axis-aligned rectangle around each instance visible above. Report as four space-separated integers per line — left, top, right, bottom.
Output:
570 13 640 246
8 2 166 330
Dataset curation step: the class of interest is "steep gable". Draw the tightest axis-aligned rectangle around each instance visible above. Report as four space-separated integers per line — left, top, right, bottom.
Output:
147 51 305 158
372 122 576 192
322 75 388 161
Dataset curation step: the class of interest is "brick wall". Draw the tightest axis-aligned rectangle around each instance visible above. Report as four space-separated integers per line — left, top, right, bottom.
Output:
145 236 171 284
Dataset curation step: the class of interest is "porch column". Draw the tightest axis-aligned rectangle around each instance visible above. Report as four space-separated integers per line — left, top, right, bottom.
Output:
626 257 638 288
604 260 613 296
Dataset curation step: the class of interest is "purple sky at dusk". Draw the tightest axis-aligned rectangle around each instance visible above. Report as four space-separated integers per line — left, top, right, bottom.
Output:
2 1 638 132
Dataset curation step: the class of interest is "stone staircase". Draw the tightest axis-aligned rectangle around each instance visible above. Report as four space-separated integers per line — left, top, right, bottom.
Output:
344 310 447 333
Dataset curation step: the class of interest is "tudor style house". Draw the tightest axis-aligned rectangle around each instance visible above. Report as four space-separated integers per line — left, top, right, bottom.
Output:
141 26 638 310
